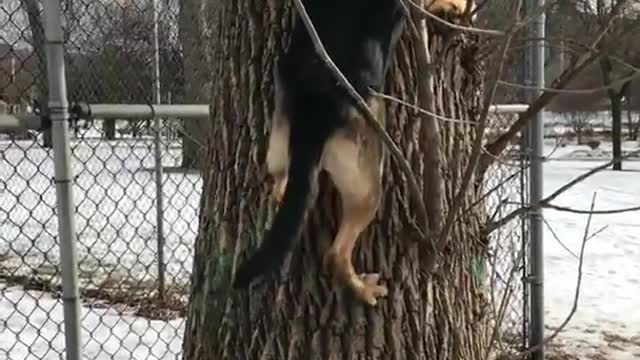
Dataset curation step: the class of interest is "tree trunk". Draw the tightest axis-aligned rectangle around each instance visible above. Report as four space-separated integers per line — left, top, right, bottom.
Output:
182 3 489 359
104 119 116 140
179 0 211 169
624 82 636 141
600 57 625 171
20 0 50 146
627 108 635 141
610 94 622 170
20 0 47 100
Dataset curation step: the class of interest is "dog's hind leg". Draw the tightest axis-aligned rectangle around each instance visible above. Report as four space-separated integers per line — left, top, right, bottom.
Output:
321 98 387 306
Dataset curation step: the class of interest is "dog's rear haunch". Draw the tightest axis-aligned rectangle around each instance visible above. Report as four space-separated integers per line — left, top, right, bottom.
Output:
233 0 474 306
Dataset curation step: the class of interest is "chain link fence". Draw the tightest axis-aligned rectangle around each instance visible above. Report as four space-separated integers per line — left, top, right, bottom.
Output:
0 122 198 359
484 108 531 352
1 0 532 359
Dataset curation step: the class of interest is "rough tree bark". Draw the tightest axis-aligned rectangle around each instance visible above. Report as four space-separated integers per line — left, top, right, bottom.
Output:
182 2 489 359
179 0 211 169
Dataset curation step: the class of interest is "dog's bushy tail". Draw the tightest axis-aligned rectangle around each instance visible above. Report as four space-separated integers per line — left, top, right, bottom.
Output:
232 96 339 288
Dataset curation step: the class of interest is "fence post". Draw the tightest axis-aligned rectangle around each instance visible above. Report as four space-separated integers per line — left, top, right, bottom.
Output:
151 0 166 300
43 1 82 359
526 0 546 358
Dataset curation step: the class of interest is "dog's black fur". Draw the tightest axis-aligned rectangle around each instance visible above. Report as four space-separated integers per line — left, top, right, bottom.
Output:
233 0 405 288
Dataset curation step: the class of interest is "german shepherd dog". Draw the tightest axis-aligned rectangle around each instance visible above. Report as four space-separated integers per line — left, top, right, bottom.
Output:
233 0 475 306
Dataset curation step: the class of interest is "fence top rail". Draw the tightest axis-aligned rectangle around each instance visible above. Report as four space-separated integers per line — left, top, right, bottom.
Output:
489 104 529 113
71 103 210 120
0 114 47 131
71 103 530 121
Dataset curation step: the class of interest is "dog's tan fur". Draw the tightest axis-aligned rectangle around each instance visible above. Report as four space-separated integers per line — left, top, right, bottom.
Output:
267 68 290 204
320 98 387 306
425 0 476 20
267 73 387 305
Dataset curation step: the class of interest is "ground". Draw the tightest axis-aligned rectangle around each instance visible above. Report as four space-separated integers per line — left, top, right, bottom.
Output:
0 133 639 359
542 140 640 360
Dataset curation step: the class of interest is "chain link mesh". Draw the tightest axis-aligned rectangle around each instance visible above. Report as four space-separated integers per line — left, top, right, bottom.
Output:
1 1 200 358
484 110 530 351
1 0 530 358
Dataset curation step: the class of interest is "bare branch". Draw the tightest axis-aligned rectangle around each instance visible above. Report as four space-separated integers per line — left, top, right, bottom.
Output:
432 0 523 274
484 244 527 359
409 2 445 267
458 131 568 223
480 0 629 172
497 69 640 94
543 202 640 215
486 149 640 233
404 0 505 36
542 216 579 260
508 35 640 74
372 91 476 125
507 192 597 359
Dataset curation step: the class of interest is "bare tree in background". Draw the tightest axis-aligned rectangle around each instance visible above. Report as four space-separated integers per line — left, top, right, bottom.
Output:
624 86 639 141
17 0 52 146
563 111 595 145
19 0 46 102
577 0 640 170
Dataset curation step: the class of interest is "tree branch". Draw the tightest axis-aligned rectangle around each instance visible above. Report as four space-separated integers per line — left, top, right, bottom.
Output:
405 0 505 36
479 0 629 174
408 0 445 267
543 202 640 215
486 149 640 233
372 91 476 125
497 69 640 94
430 0 523 274
507 192 597 359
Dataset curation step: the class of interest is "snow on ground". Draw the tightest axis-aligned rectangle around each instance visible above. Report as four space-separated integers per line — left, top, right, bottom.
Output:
2 136 640 359
543 141 640 359
0 283 184 360
0 137 202 288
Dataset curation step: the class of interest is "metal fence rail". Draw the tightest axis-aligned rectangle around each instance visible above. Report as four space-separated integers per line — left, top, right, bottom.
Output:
0 0 533 359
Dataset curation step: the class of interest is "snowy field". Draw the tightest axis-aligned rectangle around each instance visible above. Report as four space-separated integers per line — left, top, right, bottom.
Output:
0 136 202 290
1 135 193 359
1 134 639 359
543 141 640 359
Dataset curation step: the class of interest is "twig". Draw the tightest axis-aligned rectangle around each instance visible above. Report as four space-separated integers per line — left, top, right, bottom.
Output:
465 129 568 220
507 192 597 359
542 216 579 260
536 150 639 205
484 244 527 359
585 225 608 242
543 202 640 215
406 0 446 261
290 0 429 235
486 149 640 233
372 91 476 125
480 0 628 173
434 1 522 272
404 0 505 36
497 69 640 94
